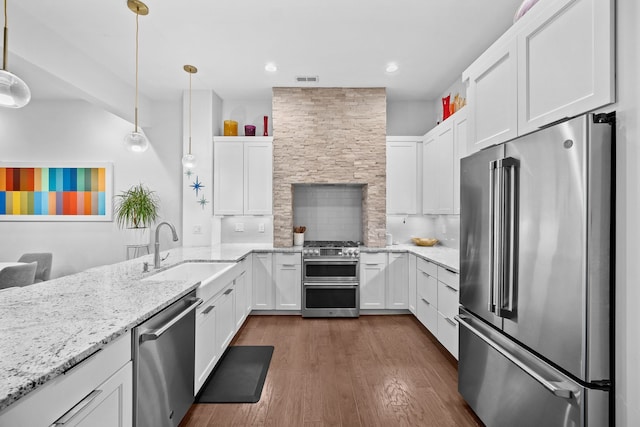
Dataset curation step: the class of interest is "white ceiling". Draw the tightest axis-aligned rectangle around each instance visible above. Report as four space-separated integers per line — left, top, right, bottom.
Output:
6 0 523 103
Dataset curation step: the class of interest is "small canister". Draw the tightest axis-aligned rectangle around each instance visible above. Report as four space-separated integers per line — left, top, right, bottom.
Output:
386 233 393 246
244 125 256 136
224 120 238 136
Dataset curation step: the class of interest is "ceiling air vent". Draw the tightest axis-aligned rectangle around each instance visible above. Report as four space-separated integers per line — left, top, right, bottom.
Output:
295 76 319 83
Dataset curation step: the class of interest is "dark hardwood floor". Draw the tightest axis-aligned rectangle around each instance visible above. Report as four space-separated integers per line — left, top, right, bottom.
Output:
180 315 482 427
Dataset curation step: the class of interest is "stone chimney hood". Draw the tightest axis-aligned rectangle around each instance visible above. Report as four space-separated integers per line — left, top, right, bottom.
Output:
272 87 386 247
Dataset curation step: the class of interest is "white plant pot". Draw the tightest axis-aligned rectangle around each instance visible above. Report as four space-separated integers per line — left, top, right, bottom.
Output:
125 227 151 246
293 232 304 246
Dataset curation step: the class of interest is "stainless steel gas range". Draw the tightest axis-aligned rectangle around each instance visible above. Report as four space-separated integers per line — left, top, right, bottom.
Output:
301 241 360 318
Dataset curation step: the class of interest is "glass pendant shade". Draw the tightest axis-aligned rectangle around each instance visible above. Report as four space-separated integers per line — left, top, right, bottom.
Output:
0 71 30 110
181 153 196 169
124 130 149 152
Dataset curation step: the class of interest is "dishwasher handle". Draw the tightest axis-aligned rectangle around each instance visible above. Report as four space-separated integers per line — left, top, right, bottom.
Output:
140 297 203 343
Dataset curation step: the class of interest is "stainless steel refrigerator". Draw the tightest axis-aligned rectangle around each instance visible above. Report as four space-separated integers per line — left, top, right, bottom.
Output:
458 112 614 426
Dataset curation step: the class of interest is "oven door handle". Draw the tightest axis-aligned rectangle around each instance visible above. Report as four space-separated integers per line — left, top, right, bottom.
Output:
303 259 359 264
303 282 359 287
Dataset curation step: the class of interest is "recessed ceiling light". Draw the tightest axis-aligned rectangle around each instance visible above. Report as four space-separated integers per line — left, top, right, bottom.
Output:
265 63 277 72
386 63 399 73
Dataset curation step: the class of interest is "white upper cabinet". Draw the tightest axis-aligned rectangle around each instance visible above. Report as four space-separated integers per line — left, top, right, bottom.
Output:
434 120 454 214
453 109 468 214
214 137 273 215
422 133 438 214
422 109 466 215
386 137 420 215
516 0 614 134
463 0 614 154
214 141 244 215
463 36 518 153
244 142 273 215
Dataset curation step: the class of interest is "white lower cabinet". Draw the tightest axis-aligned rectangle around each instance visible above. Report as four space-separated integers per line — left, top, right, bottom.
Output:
0 332 132 427
194 260 256 395
360 252 387 309
241 255 253 314
215 287 236 355
195 291 220 394
64 362 133 427
415 258 459 359
436 267 460 359
194 281 236 395
416 258 438 333
275 252 302 310
408 254 417 315
386 252 408 309
234 270 247 330
252 252 274 309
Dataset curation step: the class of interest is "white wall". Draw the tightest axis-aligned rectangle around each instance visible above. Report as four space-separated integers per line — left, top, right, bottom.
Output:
182 90 217 247
613 0 640 425
387 100 435 135
433 77 467 125
0 100 182 278
221 99 273 136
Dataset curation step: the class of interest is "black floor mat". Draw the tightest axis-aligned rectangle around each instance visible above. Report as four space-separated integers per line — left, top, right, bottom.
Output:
196 346 274 403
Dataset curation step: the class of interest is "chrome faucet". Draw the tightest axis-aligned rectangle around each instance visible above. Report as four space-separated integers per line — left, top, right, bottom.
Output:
154 221 179 268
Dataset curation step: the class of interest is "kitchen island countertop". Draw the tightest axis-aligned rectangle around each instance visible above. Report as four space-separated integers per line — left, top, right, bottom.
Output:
0 244 280 412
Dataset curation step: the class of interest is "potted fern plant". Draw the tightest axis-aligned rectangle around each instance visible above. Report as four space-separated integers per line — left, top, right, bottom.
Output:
114 183 160 246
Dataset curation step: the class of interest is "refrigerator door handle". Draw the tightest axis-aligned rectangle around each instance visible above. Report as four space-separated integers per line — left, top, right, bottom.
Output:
488 160 498 313
497 157 519 318
457 314 578 400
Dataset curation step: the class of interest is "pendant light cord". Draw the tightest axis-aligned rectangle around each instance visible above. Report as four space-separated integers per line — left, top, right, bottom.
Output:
188 71 192 155
134 12 139 133
3 0 8 71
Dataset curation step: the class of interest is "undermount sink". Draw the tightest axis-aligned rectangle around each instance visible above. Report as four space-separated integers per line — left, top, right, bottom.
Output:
142 262 236 285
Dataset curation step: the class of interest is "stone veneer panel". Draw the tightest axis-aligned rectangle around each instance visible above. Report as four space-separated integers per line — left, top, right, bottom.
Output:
272 87 386 247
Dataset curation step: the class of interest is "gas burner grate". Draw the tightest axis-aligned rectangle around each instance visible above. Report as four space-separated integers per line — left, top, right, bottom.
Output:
303 240 359 248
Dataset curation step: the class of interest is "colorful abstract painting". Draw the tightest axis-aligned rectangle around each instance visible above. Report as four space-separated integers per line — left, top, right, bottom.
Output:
0 163 113 221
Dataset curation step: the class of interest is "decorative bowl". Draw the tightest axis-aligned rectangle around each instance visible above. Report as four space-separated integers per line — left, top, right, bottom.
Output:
412 237 439 247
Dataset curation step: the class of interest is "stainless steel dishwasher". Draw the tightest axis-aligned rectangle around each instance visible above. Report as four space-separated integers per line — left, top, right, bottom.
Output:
133 291 202 427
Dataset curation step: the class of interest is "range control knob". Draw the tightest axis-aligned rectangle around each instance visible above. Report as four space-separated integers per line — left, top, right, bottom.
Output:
314 249 320 255
354 249 360 256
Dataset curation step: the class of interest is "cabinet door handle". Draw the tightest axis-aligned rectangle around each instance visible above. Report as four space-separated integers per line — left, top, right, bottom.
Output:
50 389 103 425
421 271 431 277
421 298 430 305
224 288 233 295
202 305 215 314
281 264 297 267
365 263 379 266
445 317 457 326
444 284 457 292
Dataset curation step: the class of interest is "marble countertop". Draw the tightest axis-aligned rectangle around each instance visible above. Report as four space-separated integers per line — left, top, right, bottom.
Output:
0 244 278 412
361 244 459 272
0 242 456 412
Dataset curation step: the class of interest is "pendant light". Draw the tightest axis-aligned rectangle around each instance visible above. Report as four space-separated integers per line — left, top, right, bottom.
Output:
0 0 31 108
181 65 197 169
123 0 149 153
